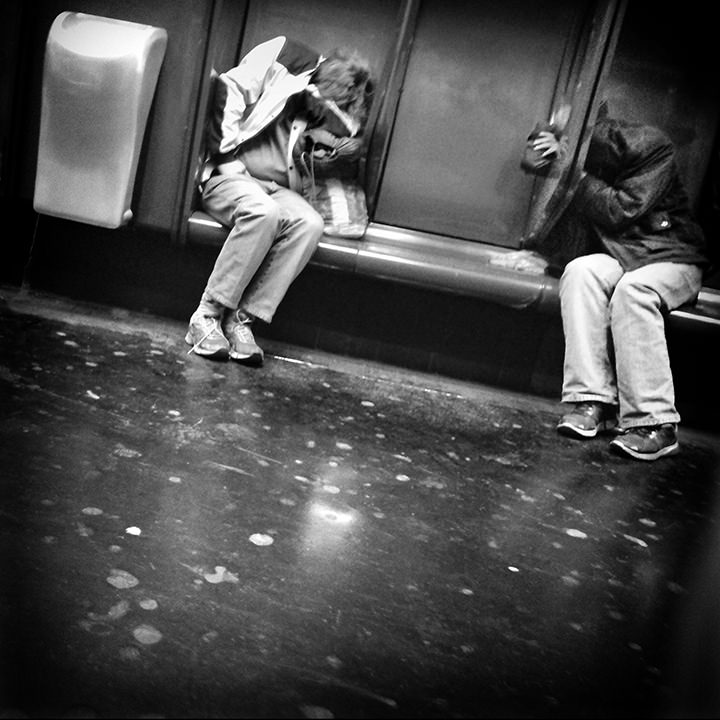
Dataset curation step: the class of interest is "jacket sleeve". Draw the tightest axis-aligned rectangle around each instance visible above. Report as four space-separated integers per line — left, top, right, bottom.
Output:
206 37 285 157
578 125 676 231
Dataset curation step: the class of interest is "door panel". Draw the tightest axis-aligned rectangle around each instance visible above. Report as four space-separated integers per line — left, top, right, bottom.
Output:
373 0 591 247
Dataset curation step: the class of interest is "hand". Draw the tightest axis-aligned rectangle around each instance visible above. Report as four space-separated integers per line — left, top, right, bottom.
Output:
532 130 561 158
304 128 363 157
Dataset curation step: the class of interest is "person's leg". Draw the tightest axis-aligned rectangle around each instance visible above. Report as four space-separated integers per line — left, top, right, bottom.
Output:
610 261 702 428
557 254 623 436
200 174 284 311
560 254 625 403
202 181 323 365
606 262 702 463
236 185 324 323
186 174 286 360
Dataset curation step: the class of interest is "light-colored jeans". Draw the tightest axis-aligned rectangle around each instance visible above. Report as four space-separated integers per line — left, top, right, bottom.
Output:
201 173 323 323
559 253 703 428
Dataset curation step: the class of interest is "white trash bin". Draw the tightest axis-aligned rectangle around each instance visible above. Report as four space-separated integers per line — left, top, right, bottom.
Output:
34 11 167 228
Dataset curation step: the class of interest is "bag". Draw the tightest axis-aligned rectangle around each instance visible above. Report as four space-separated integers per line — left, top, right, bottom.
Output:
305 176 369 238
297 128 369 238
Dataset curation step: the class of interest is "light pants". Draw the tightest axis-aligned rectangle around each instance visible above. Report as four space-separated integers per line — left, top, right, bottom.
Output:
201 173 324 323
559 253 703 429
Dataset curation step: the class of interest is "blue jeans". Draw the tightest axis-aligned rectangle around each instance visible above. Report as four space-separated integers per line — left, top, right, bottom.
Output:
201 173 323 323
559 253 703 428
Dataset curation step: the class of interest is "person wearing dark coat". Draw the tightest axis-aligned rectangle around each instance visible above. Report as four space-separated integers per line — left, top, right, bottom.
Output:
531 108 709 460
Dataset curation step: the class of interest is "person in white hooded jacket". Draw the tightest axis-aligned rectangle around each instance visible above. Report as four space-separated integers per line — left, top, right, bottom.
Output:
186 36 372 365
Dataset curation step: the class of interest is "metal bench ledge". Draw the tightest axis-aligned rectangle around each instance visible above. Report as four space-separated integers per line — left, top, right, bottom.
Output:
187 210 719 328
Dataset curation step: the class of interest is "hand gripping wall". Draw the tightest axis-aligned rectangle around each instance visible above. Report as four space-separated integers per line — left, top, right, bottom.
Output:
34 12 167 228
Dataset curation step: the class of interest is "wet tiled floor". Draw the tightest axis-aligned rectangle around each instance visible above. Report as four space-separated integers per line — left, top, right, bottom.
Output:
1 286 719 719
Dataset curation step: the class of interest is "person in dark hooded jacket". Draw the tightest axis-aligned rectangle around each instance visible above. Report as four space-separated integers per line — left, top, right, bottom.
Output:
532 107 709 460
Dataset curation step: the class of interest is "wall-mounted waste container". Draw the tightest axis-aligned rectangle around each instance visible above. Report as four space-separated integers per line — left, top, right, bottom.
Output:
34 12 167 228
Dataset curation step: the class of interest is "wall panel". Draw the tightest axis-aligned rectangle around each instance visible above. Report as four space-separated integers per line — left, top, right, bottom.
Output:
374 0 590 248
239 0 401 80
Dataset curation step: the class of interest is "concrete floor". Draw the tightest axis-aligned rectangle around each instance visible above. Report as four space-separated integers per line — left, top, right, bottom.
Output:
1 285 719 719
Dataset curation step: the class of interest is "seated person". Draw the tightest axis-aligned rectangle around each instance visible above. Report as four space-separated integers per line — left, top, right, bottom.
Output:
529 103 709 460
186 35 373 365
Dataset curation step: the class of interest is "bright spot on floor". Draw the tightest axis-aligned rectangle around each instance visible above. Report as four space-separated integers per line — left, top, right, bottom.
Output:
565 528 588 539
132 624 163 645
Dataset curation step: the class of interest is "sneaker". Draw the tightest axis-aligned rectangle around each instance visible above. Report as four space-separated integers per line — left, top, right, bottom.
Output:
557 401 618 439
223 311 264 366
609 424 679 461
185 314 230 360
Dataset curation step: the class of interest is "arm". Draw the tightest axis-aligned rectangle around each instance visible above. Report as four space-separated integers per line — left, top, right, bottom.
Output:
578 125 676 231
302 127 363 158
206 37 285 156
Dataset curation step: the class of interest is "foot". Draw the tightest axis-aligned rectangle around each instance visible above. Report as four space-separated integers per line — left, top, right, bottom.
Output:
185 314 230 360
223 311 264 366
609 423 679 461
557 401 618 439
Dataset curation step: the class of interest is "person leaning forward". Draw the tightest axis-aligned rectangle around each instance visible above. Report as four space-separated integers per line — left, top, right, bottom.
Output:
185 35 372 365
527 103 709 460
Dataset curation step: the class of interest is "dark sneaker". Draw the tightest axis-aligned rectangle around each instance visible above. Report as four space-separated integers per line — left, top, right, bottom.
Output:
557 401 618 439
610 423 679 461
223 311 264 366
185 314 230 360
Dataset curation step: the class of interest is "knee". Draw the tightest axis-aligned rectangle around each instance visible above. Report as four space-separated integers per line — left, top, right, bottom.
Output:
560 255 596 296
562 255 597 280
233 195 281 233
288 207 324 252
301 208 325 243
611 275 661 312
560 254 622 299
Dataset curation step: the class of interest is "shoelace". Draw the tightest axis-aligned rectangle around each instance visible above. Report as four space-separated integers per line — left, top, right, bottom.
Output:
227 318 255 344
187 316 224 355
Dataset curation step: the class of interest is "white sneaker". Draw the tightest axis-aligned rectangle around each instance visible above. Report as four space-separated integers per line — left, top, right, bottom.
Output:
222 311 264 365
185 314 230 360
